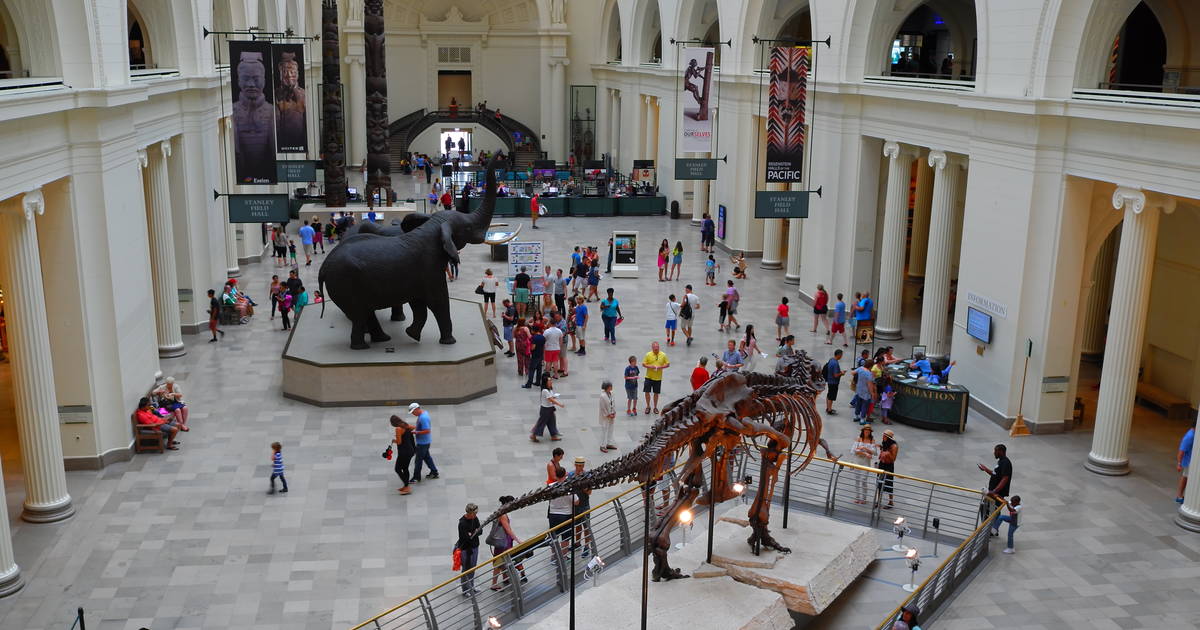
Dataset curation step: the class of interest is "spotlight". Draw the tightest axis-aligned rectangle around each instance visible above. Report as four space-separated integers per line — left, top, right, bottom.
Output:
902 547 921 592
679 509 693 524
486 616 502 629
892 517 911 552
732 482 746 494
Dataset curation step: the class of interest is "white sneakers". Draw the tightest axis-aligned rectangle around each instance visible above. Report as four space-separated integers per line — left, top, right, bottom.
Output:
1002 548 1015 554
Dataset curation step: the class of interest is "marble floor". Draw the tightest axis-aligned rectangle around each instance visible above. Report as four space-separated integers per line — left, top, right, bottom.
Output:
0 172 1198 630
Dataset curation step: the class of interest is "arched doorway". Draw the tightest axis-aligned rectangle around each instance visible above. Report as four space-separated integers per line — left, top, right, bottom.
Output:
604 0 622 63
127 5 152 69
1105 2 1167 91
886 1 976 81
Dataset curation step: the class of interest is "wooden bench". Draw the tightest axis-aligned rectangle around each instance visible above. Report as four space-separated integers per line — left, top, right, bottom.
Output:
1135 382 1193 420
131 411 166 454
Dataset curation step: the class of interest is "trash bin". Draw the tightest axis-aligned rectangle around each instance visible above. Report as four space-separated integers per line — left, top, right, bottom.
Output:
670 200 680 219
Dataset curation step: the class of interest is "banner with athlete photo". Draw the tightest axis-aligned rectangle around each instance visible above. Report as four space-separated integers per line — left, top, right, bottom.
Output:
228 40 277 184
765 46 810 183
680 47 715 152
272 43 308 154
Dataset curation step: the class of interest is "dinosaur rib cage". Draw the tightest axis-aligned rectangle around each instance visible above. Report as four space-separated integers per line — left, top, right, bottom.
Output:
481 352 825 529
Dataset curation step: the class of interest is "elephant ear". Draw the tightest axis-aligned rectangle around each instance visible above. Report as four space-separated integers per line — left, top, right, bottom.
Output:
400 213 431 232
440 222 461 264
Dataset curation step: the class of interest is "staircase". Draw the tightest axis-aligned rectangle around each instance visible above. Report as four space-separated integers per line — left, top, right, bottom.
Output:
512 150 542 171
386 108 542 171
388 109 428 171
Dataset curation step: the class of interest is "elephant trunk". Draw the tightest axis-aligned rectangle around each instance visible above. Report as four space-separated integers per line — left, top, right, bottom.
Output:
469 156 500 235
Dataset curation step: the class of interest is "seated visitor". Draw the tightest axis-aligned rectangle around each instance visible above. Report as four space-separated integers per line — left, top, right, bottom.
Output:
222 283 253 318
135 397 180 450
152 376 189 431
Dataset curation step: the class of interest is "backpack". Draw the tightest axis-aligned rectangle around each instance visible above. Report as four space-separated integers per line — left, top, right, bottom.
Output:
680 295 693 319
823 359 836 382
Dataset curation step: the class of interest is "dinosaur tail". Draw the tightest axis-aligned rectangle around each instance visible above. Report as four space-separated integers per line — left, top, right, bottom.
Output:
481 455 647 529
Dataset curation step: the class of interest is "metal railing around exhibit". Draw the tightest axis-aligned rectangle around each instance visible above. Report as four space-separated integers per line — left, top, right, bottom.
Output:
353 449 996 630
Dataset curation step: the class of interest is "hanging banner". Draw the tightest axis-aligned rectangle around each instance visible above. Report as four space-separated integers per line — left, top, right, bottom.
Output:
754 190 810 218
227 194 290 222
272 43 308 154
228 40 277 184
680 47 715 152
765 47 810 183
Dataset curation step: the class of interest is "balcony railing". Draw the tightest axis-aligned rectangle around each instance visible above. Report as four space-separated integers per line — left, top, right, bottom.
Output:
864 74 976 92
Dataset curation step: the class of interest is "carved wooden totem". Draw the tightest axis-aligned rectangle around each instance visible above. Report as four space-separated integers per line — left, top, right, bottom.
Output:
364 0 392 206
321 0 348 208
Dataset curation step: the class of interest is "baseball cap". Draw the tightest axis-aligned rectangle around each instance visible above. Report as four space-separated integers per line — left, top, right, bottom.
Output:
408 402 420 412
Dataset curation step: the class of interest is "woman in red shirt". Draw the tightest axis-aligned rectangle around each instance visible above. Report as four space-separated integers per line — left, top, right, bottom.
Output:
811 283 830 335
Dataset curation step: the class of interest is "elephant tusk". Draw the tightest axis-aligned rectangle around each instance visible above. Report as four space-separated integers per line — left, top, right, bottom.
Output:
484 223 522 245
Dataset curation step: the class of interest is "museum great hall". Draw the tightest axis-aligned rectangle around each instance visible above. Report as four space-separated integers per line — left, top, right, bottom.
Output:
0 1 1197 629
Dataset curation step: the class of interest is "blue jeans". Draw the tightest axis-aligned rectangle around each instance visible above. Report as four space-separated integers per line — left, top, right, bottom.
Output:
994 514 1018 548
413 443 437 479
602 315 616 341
853 396 871 422
525 357 544 388
459 545 479 593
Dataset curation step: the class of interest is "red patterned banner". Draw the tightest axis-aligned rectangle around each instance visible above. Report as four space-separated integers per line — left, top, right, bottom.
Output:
765 47 810 183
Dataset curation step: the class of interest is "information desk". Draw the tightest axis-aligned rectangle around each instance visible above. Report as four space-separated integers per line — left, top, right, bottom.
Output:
883 361 969 433
569 197 617 216
616 195 667 216
465 196 665 217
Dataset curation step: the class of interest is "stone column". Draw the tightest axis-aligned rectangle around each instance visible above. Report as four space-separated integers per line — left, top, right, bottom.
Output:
918 151 964 358
551 59 567 161
1176 411 1200 532
143 142 186 358
784 215 803 284
907 157 933 278
0 190 74 523
597 87 610 157
761 182 785 269
1086 188 1174 476
645 96 659 161
220 118 240 277
0 458 21 597
876 141 918 340
1080 229 1118 360
345 54 366 179
693 179 709 224
610 91 620 167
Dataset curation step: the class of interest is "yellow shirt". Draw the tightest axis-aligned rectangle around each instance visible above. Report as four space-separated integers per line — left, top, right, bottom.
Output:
643 351 669 381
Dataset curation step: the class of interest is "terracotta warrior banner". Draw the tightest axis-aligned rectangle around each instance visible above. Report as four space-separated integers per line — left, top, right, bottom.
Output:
765 46 810 183
228 40 277 184
272 43 307 154
680 47 715 153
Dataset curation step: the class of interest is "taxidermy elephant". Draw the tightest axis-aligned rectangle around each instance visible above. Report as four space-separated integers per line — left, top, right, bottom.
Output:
318 157 513 349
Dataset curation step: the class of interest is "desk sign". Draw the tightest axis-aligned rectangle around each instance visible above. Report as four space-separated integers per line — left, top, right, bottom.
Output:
675 158 718 180
611 230 639 278
754 190 810 218
276 160 318 182
227 194 290 223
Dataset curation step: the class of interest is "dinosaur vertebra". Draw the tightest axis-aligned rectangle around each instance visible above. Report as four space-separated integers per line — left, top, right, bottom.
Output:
483 352 824 582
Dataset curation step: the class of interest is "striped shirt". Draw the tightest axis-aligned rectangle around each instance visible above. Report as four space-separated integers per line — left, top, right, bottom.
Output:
272 451 284 474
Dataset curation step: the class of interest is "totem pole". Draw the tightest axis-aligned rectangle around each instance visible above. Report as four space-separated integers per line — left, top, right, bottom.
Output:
364 0 393 207
321 0 348 208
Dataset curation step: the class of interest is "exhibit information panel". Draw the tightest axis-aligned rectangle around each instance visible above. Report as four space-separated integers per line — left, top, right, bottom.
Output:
228 194 290 223
611 231 638 278
675 158 719 180
884 362 969 433
507 241 543 279
754 190 811 219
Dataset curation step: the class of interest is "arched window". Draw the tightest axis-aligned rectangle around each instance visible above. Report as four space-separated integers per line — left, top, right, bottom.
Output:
0 1 20 78
886 1 976 81
128 5 152 69
702 21 721 66
1105 2 1166 92
650 31 662 64
638 0 662 65
778 9 812 42
604 1 622 63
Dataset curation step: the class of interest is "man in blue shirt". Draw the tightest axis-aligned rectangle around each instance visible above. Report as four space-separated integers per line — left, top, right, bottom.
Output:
573 298 589 356
721 339 744 370
409 402 440 482
299 221 316 266
823 349 845 415
856 291 874 324
1179 426 1195 503
831 293 849 347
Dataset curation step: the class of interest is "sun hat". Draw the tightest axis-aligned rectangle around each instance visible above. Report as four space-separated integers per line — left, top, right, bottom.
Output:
574 456 586 464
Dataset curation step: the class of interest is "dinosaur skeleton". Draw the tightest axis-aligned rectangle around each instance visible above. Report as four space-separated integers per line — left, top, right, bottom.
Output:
483 352 824 581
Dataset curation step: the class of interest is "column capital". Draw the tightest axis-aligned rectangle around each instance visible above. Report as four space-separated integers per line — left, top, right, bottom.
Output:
928 150 965 170
883 141 918 160
158 140 172 160
643 94 652 105
1111 186 1145 214
343 54 363 66
137 149 149 169
21 188 43 221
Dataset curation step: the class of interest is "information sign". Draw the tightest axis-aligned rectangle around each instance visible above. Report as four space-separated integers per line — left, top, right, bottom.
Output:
675 158 718 180
754 190 810 218
276 160 318 182
227 194 290 223
507 241 544 280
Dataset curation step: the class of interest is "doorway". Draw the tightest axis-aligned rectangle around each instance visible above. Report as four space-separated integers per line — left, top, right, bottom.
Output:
438 71 472 110
439 129 473 159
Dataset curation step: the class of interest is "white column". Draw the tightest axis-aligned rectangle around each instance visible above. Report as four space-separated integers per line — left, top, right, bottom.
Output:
694 179 709 224
610 90 620 164
918 151 964 358
1087 188 1174 476
876 141 918 340
642 95 654 160
1081 229 1118 359
0 190 74 523
220 118 240 277
0 457 21 597
345 55 366 174
1176 411 1200 531
907 157 933 278
551 59 567 161
648 97 659 162
597 87 610 157
761 182 785 269
143 142 187 358
784 215 803 283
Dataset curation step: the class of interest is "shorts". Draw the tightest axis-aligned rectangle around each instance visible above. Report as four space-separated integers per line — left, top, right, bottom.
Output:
814 306 828 315
679 316 692 327
831 321 846 334
776 316 789 327
483 292 496 303
503 326 513 341
575 324 586 340
665 319 677 330
303 243 314 256
514 288 530 304
728 303 738 315
274 245 287 258
1184 468 1190 478
643 379 662 394
208 317 218 332
626 386 638 400
545 350 561 364
826 383 839 401
706 271 715 280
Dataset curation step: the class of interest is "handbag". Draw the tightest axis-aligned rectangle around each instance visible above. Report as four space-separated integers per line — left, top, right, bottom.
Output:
382 444 393 460
452 546 463 571
475 283 485 295
485 521 504 548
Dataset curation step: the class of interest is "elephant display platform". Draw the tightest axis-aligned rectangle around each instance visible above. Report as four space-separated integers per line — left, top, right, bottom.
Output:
281 298 496 407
